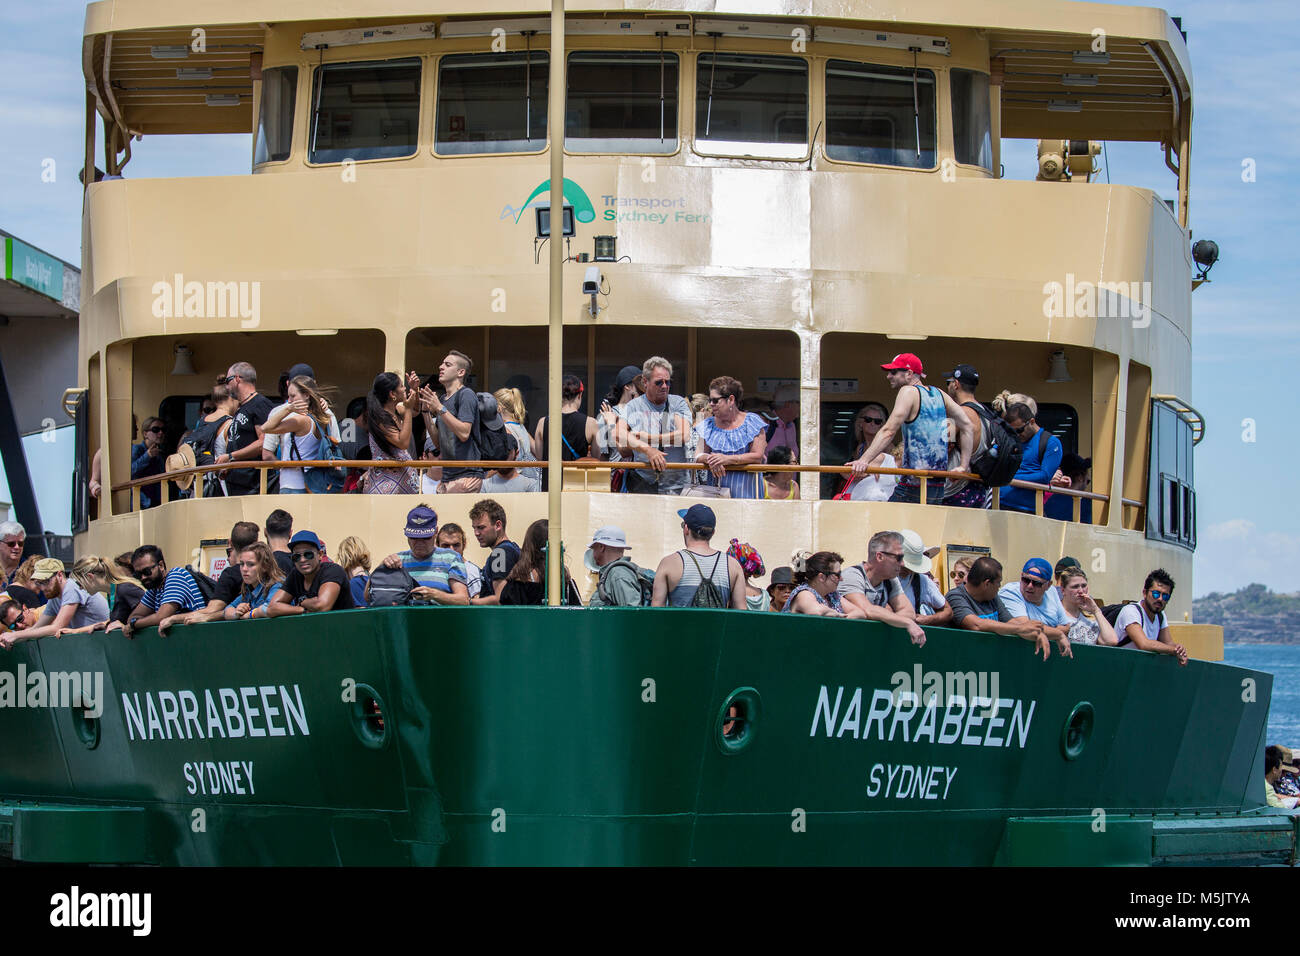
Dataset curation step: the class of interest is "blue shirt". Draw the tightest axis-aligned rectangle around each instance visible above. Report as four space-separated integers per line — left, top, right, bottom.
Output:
1045 492 1092 523
228 581 283 613
998 582 1068 627
1000 428 1063 513
131 442 165 509
139 567 206 613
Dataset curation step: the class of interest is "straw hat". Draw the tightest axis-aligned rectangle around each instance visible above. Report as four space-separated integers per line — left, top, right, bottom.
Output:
165 442 197 491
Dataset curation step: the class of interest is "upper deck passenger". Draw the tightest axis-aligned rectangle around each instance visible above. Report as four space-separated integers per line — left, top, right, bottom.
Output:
619 357 694 496
217 362 276 496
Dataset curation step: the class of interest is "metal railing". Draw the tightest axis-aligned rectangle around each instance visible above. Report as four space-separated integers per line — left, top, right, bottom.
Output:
108 458 1140 524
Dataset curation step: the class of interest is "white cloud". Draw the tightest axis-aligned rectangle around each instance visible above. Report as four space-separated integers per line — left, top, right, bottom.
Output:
1194 519 1300 596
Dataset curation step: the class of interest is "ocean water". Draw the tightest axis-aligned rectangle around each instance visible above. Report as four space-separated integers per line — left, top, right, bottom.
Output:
1224 644 1300 746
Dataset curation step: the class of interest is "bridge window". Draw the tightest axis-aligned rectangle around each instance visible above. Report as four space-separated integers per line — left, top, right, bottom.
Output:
1148 402 1196 548
254 67 297 165
436 52 549 155
566 51 679 153
825 60 935 168
309 58 421 164
951 69 992 169
696 53 808 159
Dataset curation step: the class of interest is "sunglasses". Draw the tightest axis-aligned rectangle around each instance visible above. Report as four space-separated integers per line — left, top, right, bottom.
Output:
147 426 165 434
707 396 723 405
858 416 885 425
881 552 905 562
134 564 160 579
292 550 318 562
823 570 842 580
1007 422 1032 436
651 379 670 387
1021 576 1047 587
1148 589 1170 602
2 539 23 549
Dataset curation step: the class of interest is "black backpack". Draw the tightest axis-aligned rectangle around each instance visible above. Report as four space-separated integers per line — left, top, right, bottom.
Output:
184 566 217 604
367 565 416 607
684 551 727 609
596 557 655 607
963 401 1023 487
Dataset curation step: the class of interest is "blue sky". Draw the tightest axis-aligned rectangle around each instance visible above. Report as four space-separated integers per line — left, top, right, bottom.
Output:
0 0 1293 595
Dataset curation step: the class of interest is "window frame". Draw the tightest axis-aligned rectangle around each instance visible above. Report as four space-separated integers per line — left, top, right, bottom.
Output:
563 49 682 157
692 51 812 162
433 50 552 158
1146 402 1197 549
305 55 424 168
820 57 939 172
949 67 993 173
253 65 300 168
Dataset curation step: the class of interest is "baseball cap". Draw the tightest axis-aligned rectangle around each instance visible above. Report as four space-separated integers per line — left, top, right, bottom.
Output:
404 505 439 539
478 393 504 431
1021 558 1053 582
1054 556 1082 578
881 353 923 374
29 558 65 582
677 504 716 533
612 366 642 391
288 363 315 380
943 364 980 387
289 530 324 550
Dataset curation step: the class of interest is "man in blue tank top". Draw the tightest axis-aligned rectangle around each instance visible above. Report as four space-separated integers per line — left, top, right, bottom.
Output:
850 353 974 505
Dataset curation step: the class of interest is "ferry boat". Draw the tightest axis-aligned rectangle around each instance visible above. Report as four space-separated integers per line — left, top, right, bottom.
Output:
0 0 1287 865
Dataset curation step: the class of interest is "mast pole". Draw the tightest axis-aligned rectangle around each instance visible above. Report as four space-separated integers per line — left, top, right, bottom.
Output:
545 0 565 605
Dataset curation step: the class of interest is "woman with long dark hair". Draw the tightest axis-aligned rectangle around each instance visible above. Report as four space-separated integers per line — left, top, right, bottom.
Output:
784 551 864 618
364 371 420 494
499 519 582 606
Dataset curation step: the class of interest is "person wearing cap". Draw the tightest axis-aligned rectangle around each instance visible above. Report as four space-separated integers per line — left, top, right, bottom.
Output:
998 400 1063 514
1053 556 1082 600
766 567 795 612
942 365 992 508
0 558 109 647
599 365 644 461
585 526 644 608
122 545 208 637
481 395 540 493
895 530 952 627
269 530 355 615
468 499 519 605
998 558 1073 659
837 531 927 646
376 504 469 606
651 504 746 609
850 353 973 506
1264 746 1300 809
944 556 1051 657
617 357 694 495
1114 568 1187 665
765 384 800 462
1045 453 1093 522
422 351 483 494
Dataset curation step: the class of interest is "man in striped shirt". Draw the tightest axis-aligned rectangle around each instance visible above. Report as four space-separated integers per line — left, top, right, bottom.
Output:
379 504 469 606
123 545 206 637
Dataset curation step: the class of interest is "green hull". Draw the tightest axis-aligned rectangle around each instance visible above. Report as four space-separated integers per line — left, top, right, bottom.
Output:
0 608 1287 865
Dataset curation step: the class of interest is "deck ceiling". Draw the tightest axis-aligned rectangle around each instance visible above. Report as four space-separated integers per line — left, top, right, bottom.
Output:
990 29 1185 143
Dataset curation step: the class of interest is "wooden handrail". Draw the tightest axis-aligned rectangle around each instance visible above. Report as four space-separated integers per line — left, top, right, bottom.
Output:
110 458 1130 506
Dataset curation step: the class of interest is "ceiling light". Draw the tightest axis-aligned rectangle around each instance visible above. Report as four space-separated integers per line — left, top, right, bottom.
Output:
150 45 190 59
177 67 213 80
1047 99 1083 112
295 329 339 336
1071 51 1109 65
205 94 241 106
1061 73 1098 86
885 333 928 341
171 344 196 376
1046 350 1072 383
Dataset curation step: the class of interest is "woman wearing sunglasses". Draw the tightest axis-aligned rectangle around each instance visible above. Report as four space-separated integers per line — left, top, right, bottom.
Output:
844 403 897 501
783 551 865 618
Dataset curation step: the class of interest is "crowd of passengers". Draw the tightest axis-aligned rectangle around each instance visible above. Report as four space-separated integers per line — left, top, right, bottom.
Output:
109 350 1091 515
0 510 1186 665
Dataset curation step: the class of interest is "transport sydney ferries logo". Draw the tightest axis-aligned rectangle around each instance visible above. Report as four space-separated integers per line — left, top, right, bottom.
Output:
500 178 597 226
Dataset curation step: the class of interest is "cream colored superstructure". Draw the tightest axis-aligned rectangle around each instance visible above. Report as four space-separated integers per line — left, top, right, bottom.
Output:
75 0 1213 652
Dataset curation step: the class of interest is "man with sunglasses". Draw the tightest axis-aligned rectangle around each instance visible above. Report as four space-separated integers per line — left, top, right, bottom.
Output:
216 361 276 496
618 356 693 495
131 416 167 508
837 531 927 647
998 558 1073 659
945 556 1051 658
1114 569 1187 665
0 520 26 586
121 545 207 637
269 531 355 616
999 402 1063 515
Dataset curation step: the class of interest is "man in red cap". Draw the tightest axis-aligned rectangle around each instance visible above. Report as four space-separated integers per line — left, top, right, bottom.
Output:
850 353 974 504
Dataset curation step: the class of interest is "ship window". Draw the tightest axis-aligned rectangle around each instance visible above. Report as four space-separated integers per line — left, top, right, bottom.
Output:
254 67 297 165
825 60 935 168
436 52 549 155
309 58 421 164
951 69 992 169
566 51 679 153
1146 402 1196 549
695 53 808 159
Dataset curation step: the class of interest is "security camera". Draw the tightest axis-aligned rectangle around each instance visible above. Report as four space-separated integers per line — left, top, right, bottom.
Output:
582 267 601 296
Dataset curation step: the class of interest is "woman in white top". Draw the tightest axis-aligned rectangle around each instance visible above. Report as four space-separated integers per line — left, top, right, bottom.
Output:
262 375 335 494
846 402 898 501
1058 568 1119 646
